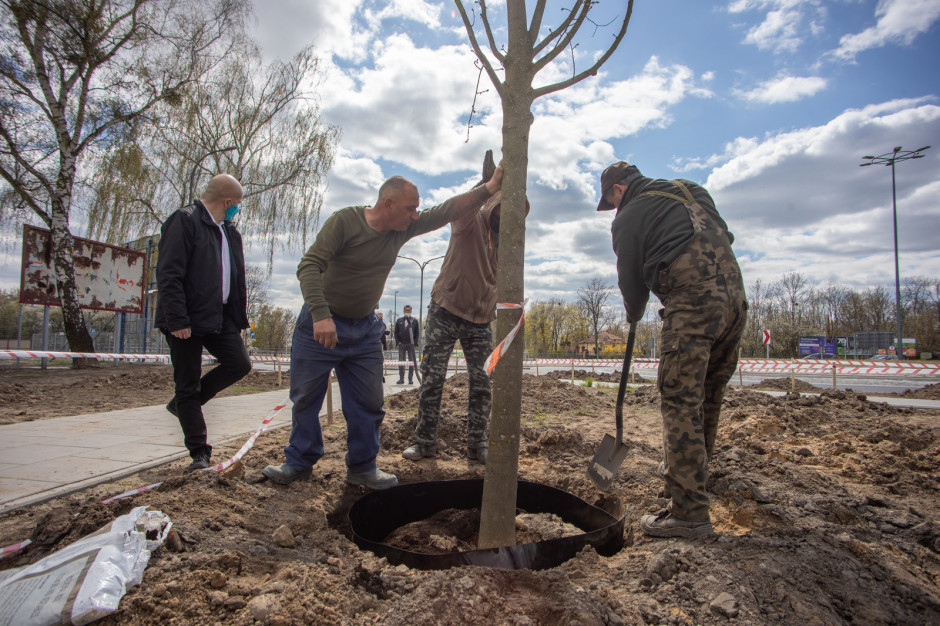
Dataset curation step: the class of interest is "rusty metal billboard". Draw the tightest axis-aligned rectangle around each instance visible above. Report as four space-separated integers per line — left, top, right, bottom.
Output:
20 225 146 313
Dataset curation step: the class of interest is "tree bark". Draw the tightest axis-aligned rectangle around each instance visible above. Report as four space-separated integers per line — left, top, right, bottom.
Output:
477 2 534 550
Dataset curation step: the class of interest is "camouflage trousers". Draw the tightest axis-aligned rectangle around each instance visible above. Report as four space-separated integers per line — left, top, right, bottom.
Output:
415 300 492 450
657 273 747 522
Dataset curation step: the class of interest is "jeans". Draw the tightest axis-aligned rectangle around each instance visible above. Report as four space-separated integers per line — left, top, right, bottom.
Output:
163 306 251 457
284 305 386 473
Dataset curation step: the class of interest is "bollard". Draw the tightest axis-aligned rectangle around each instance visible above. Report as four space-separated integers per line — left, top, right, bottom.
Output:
276 358 283 387
790 370 796 393
535 360 539 376
570 358 575 382
738 348 743 387
832 363 837 391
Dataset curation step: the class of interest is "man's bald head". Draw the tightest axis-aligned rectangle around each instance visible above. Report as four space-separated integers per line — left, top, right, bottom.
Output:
203 174 243 204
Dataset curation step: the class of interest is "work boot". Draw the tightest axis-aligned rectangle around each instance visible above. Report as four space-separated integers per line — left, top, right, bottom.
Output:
347 468 398 490
263 463 313 485
640 510 714 538
186 448 211 473
396 379 404 385
468 447 488 464
166 398 179 418
402 443 438 461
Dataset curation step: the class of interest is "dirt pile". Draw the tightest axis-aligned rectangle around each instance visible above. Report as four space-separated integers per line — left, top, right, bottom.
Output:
0 364 288 424
0 374 938 625
543 369 654 384
898 381 940 400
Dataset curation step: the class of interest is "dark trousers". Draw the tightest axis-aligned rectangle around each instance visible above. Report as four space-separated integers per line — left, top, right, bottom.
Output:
164 307 251 457
398 343 416 382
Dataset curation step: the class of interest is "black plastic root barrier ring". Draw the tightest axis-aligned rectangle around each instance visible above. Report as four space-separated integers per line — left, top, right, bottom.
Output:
348 479 626 570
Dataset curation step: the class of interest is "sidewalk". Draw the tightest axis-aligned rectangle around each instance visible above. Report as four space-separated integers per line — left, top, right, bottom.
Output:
0 378 420 515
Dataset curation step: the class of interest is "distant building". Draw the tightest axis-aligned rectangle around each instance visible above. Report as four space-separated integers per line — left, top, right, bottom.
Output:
574 331 626 356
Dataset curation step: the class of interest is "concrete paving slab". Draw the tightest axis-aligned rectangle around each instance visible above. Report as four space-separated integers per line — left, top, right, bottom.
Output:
0 478 60 502
13 456 133 482
71 442 184 463
0 387 318 514
1 444 104 465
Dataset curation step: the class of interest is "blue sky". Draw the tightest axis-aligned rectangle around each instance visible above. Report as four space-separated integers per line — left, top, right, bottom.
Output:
3 0 939 325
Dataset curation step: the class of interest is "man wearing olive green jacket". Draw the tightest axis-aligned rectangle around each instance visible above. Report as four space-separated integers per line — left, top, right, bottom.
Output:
263 166 503 489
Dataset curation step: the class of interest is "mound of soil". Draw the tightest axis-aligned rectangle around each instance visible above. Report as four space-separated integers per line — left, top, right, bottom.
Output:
747 377 826 393
898 382 940 400
0 364 288 424
543 368 653 384
0 373 938 625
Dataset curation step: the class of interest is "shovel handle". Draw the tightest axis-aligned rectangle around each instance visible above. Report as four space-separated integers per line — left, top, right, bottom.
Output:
615 323 637 446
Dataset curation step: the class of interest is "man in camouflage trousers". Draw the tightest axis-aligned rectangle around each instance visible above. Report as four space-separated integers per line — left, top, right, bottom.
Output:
597 161 747 538
402 190 528 464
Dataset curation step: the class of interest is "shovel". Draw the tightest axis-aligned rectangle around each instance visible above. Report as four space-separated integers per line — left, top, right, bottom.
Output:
587 322 636 489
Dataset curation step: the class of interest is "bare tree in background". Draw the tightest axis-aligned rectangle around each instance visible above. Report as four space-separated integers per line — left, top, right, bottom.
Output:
85 42 339 261
0 0 246 366
577 277 613 356
245 265 270 323
455 0 633 548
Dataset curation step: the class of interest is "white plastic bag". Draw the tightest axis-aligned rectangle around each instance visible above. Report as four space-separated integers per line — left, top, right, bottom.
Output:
0 507 171 626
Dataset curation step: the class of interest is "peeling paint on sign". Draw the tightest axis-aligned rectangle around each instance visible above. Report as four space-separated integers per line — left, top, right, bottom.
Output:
19 225 146 313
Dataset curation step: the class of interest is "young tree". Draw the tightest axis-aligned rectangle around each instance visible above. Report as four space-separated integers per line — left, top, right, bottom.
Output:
577 277 613 356
456 0 634 548
0 0 246 366
85 43 338 260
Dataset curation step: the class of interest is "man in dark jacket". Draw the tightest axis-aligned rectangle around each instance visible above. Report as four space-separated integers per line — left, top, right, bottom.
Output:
156 173 252 472
394 305 419 384
597 161 747 538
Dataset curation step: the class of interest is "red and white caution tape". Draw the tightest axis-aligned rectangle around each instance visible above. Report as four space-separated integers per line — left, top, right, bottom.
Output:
484 301 527 375
100 482 164 505
0 539 31 559
207 399 290 473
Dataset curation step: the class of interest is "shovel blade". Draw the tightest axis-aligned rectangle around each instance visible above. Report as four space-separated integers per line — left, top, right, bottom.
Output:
587 434 629 490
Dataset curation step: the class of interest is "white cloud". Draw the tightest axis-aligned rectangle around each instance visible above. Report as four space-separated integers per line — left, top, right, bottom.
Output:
735 74 827 103
728 0 826 54
833 0 940 60
703 98 940 288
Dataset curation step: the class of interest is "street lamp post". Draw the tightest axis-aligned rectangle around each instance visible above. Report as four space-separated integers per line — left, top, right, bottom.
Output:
860 145 931 360
397 255 445 350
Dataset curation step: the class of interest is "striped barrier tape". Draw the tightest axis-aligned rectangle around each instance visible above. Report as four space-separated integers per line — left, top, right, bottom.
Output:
484 301 527 375
0 539 31 559
1 395 292 560
4 349 936 375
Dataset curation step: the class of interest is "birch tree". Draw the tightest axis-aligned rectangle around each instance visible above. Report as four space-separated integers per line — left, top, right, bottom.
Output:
0 0 246 366
455 0 633 548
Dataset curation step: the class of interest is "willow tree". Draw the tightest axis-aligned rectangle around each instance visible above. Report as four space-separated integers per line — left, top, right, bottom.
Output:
455 0 634 548
0 0 246 366
86 42 339 261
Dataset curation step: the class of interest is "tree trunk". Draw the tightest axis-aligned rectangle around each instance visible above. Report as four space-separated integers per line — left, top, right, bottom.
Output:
478 3 534 550
50 199 97 368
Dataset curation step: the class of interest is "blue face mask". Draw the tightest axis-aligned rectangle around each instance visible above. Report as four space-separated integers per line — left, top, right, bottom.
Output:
225 204 240 221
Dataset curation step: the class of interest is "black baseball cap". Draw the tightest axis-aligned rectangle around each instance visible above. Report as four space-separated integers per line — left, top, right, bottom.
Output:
597 161 641 211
